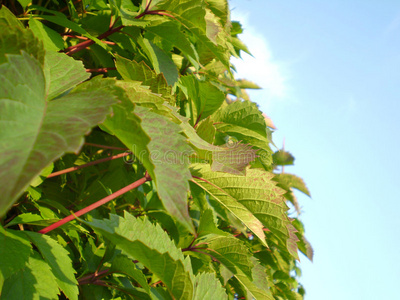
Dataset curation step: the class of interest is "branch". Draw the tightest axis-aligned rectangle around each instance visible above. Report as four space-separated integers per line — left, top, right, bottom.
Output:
86 67 117 73
64 25 124 55
47 152 130 178
84 142 128 150
38 173 151 234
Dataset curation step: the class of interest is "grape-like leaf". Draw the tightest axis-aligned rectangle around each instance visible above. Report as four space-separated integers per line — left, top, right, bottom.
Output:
0 228 32 290
140 38 179 86
44 51 90 100
193 272 228 299
135 106 194 232
85 212 194 300
272 150 295 166
274 173 311 196
115 55 174 104
28 17 65 51
202 234 254 279
154 0 230 67
191 163 299 258
1 252 59 300
0 25 45 65
0 52 117 217
179 75 225 124
180 119 257 175
212 100 274 167
24 232 78 300
145 19 199 68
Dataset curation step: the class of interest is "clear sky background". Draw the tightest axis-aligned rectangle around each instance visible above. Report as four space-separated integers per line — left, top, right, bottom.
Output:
229 0 400 299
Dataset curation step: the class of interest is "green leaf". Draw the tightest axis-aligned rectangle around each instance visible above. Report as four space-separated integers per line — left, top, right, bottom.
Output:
154 0 230 67
272 150 295 166
191 163 299 258
197 234 273 300
0 52 117 216
115 55 174 103
179 119 257 175
0 25 45 65
0 6 24 28
16 0 31 9
0 227 32 290
44 51 90 100
234 267 273 300
85 213 194 300
140 38 179 86
190 163 266 246
193 272 228 300
203 235 254 279
4 213 44 227
236 79 262 89
274 173 311 197
146 19 199 68
28 17 65 51
135 106 194 232
179 75 225 124
1 252 59 300
29 6 108 50
111 255 150 292
197 209 227 237
212 100 273 167
24 232 79 300
108 0 150 27
196 117 216 144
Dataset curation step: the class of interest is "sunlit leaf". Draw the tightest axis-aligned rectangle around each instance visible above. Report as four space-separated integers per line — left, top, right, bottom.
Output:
86 213 194 299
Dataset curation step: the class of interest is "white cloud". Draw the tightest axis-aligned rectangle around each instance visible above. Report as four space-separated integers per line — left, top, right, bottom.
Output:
230 11 291 110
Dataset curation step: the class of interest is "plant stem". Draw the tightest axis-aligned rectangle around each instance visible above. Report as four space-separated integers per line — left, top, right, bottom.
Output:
47 152 130 178
86 67 117 73
64 25 124 55
38 173 151 234
84 142 128 150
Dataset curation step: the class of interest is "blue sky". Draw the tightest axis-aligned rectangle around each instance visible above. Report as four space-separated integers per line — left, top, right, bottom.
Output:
229 0 400 299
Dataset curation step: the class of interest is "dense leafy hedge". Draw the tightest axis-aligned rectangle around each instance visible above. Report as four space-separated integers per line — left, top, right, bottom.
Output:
0 0 312 299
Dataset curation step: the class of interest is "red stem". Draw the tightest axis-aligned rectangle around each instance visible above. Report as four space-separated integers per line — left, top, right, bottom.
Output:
38 174 151 234
84 142 128 150
86 67 117 73
64 25 124 55
47 152 129 178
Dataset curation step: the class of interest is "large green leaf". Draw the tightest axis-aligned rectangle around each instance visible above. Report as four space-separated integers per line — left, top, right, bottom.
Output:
135 106 194 232
85 213 194 300
103 90 194 232
24 232 78 300
191 163 299 258
0 52 117 217
1 252 59 300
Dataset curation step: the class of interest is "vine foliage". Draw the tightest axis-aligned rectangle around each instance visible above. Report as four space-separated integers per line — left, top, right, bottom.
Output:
0 0 312 299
